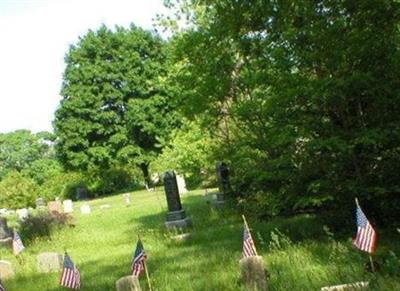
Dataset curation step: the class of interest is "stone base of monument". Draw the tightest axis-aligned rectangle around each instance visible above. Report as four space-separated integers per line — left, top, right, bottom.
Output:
0 237 12 249
240 256 268 291
320 281 369 291
165 209 191 229
116 275 142 291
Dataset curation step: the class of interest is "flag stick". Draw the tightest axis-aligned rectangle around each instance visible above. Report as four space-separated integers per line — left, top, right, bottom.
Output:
241 214 258 256
369 254 375 273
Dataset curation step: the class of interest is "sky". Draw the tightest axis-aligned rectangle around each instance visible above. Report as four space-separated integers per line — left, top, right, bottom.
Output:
0 0 167 134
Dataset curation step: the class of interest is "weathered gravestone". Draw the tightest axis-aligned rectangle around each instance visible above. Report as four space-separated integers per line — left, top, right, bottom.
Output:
0 260 15 279
115 276 142 291
123 193 131 205
320 281 369 291
76 187 88 200
80 204 91 214
37 252 63 273
176 174 188 195
212 162 232 207
16 208 29 220
240 256 268 291
36 197 46 209
63 200 74 213
163 171 191 229
0 217 12 248
48 201 62 214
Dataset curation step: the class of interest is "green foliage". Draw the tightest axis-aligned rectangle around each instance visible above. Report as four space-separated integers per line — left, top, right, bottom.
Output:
164 0 400 220
19 211 71 243
54 24 179 187
39 172 86 201
0 130 53 179
0 171 38 208
152 120 215 187
22 158 63 185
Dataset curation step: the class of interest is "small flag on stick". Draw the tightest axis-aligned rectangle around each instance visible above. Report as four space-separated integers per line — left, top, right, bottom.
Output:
353 198 377 254
60 253 81 289
132 239 147 277
12 232 25 256
0 277 6 291
242 215 258 258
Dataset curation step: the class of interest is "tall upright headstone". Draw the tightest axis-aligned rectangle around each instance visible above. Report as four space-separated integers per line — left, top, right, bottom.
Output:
215 161 232 205
163 171 191 229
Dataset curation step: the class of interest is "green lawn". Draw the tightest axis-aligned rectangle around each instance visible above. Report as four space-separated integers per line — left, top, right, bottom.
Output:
1 189 399 290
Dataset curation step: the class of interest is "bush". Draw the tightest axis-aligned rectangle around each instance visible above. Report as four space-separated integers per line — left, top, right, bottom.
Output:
19 211 71 243
0 171 38 208
39 172 87 201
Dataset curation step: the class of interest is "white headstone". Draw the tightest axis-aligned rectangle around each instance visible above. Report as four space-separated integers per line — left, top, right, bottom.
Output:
176 174 188 194
80 205 91 214
123 193 131 205
36 252 63 273
16 208 29 220
99 204 111 210
63 200 74 213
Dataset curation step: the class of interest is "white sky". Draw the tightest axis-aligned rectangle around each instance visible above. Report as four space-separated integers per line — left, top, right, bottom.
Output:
0 0 167 134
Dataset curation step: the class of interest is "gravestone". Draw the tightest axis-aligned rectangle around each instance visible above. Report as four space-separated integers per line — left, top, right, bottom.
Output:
320 281 369 291
163 171 191 229
176 174 188 195
99 204 111 210
48 201 62 214
76 187 88 200
116 276 142 291
0 217 12 248
36 197 46 209
0 260 15 279
63 200 74 213
123 193 131 205
80 205 91 214
37 252 63 273
240 256 268 291
214 162 232 206
16 208 29 220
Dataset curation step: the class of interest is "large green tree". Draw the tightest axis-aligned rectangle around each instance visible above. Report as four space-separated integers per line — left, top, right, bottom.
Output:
165 0 400 222
55 25 178 186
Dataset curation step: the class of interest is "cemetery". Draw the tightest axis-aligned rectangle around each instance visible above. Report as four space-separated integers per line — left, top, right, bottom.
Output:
1 0 400 290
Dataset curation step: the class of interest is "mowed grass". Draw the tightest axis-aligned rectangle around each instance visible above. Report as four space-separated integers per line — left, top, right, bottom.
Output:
1 189 400 290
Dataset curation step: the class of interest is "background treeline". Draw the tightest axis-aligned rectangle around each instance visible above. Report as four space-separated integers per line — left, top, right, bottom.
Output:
1 0 400 230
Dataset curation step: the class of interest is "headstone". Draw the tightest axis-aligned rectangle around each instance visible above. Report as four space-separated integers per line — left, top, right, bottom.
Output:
76 187 88 200
36 197 46 208
116 276 142 291
80 205 91 214
123 193 131 205
320 281 369 291
213 161 232 206
37 252 63 273
0 209 7 215
176 174 188 195
0 260 15 279
0 217 12 247
99 204 111 210
16 208 29 220
48 201 62 214
163 171 191 229
240 256 268 291
172 233 192 242
63 200 74 213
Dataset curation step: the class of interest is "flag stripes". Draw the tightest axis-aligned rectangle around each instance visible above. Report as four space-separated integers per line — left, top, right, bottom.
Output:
243 222 257 258
60 253 81 289
132 239 147 277
353 201 377 254
12 232 25 256
0 278 5 291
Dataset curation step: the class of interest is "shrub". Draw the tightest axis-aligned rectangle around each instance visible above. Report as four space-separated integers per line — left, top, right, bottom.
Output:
0 171 38 208
18 211 71 243
39 172 87 201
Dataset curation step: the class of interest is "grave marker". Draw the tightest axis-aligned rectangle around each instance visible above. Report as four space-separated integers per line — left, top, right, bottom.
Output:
37 252 63 273
63 200 74 213
0 260 15 279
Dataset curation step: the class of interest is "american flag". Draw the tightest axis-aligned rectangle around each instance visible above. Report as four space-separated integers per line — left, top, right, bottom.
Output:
0 278 5 291
243 223 257 257
132 239 147 277
353 201 377 254
60 253 81 289
12 232 25 256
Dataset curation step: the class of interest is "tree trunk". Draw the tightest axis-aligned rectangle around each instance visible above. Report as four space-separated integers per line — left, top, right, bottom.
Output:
140 162 152 188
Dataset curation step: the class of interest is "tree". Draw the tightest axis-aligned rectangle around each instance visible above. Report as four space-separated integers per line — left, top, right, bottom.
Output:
164 0 400 221
54 24 178 187
0 130 54 179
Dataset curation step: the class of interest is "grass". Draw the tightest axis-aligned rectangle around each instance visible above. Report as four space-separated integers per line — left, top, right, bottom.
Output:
1 188 400 290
